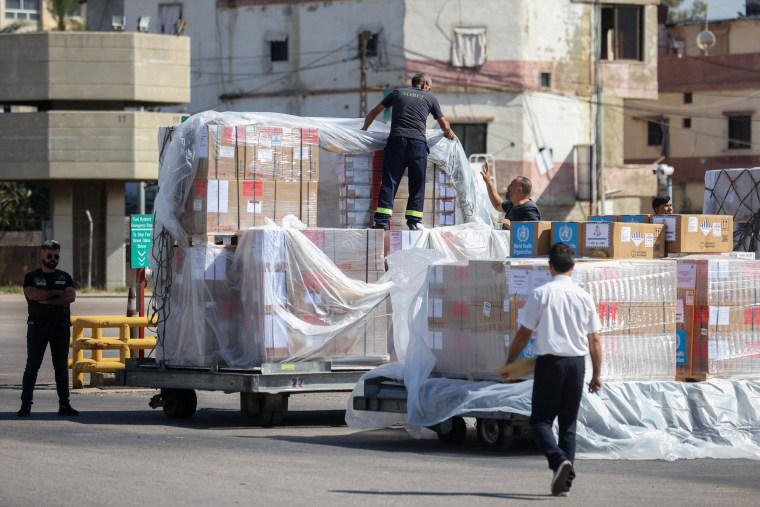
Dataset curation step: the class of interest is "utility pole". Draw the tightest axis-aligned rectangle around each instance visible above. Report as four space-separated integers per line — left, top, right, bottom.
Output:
359 30 371 117
595 0 605 216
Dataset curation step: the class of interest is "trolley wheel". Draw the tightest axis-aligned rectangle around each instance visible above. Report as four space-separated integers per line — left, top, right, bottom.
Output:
437 416 467 444
476 418 513 452
241 393 288 427
161 388 197 419
247 409 286 427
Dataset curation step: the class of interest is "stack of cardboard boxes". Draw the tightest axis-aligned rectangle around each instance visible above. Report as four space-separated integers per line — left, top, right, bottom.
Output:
676 255 760 380
181 124 319 235
426 258 677 381
339 154 458 228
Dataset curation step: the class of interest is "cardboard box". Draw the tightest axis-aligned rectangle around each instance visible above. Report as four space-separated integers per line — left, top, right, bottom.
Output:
551 222 581 254
302 228 385 273
589 215 651 223
511 221 552 257
580 222 665 259
238 181 318 229
182 179 239 235
196 125 238 180
652 214 733 253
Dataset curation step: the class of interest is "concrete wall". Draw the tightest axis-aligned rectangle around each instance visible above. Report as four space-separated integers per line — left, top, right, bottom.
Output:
0 111 184 180
0 32 189 106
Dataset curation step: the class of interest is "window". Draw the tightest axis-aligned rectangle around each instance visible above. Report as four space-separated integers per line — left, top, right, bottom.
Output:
683 92 692 104
452 27 487 68
728 115 752 149
358 32 379 58
450 123 487 156
682 118 691 129
266 34 288 62
540 72 551 88
601 5 643 61
647 119 666 146
5 0 40 20
158 3 183 34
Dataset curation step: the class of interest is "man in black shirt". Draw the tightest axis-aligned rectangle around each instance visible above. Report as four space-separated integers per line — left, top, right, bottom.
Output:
481 161 541 230
361 71 455 230
18 240 78 417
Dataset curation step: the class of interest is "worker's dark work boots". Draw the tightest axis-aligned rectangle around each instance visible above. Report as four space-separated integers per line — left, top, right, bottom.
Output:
58 402 79 417
372 224 390 231
17 401 32 417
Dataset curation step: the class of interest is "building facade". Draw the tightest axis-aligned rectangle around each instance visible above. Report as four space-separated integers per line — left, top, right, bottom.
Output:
123 0 659 217
0 30 189 288
625 10 760 213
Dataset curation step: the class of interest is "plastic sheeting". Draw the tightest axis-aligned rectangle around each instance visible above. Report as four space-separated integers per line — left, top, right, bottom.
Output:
345 252 760 459
346 367 760 460
153 111 491 245
704 168 760 255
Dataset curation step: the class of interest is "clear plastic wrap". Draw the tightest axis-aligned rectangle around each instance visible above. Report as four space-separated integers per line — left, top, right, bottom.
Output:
676 255 760 380
153 111 490 244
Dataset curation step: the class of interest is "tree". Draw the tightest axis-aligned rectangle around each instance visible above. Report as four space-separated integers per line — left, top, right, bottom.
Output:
47 0 84 31
0 182 49 232
663 0 709 24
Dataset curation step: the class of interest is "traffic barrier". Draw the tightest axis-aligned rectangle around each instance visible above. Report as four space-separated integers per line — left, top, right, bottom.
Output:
69 315 157 388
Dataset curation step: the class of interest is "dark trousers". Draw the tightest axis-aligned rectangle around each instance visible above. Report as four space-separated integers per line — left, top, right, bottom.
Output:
374 137 428 226
530 354 585 491
21 324 71 404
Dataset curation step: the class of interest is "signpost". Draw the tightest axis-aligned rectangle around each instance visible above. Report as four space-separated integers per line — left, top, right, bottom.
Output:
130 215 153 269
130 215 153 350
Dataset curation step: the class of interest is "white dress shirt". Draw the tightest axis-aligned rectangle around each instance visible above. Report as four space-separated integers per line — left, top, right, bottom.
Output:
518 274 601 357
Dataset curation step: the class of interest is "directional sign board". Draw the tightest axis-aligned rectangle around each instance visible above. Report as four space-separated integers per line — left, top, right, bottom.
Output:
130 215 153 269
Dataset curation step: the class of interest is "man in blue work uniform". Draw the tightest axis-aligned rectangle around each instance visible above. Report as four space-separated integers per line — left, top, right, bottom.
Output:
18 240 79 417
361 72 455 230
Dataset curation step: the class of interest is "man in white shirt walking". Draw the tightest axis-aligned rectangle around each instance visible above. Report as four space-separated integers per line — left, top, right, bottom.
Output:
501 242 602 496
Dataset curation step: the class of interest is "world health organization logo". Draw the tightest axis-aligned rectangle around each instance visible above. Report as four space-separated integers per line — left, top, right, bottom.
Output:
517 225 530 242
558 224 573 243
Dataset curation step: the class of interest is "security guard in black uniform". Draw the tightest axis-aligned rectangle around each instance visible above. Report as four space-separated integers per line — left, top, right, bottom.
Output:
18 240 78 417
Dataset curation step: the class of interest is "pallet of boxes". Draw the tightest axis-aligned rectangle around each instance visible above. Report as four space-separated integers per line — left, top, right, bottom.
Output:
161 123 392 369
422 212 760 384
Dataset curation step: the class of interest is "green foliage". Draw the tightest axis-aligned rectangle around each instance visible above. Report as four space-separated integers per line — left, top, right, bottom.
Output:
1 21 25 33
47 0 83 31
0 182 49 231
664 0 709 23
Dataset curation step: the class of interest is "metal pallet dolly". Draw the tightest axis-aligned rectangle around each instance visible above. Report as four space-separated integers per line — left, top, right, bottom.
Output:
352 376 531 451
118 357 373 426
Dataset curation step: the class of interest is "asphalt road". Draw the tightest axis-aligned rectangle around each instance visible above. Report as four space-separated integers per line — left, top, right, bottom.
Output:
1 294 758 506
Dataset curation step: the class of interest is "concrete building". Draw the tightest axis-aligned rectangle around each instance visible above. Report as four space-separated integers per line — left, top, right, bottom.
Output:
122 0 659 218
0 30 189 288
624 7 760 213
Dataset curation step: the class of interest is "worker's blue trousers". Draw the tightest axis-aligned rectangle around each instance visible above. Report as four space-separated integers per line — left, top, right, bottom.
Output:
374 137 427 227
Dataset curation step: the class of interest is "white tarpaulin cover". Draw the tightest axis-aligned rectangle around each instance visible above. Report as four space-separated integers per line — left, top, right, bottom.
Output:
345 249 760 460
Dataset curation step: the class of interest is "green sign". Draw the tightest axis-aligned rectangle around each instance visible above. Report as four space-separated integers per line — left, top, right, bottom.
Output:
130 215 153 269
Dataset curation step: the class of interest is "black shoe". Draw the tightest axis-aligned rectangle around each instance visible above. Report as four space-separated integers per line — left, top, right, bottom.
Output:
551 460 572 496
17 402 32 417
407 223 422 231
372 224 390 231
58 403 79 417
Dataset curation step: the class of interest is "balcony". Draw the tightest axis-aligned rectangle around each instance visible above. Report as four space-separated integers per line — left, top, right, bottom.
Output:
0 32 190 107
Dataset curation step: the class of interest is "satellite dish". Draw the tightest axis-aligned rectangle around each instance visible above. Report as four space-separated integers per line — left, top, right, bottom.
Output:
696 30 716 55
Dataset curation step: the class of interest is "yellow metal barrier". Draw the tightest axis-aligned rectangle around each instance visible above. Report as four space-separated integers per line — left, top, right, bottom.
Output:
69 315 157 388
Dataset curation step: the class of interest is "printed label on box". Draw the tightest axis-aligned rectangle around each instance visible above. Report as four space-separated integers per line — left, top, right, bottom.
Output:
207 180 229 213
676 329 686 365
654 215 678 241
688 216 698 233
686 290 694 306
590 216 614 222
712 223 722 237
700 218 712 236
219 145 235 159
193 199 202 211
503 298 510 312
512 223 534 257
585 222 610 248
620 215 647 223
258 133 271 147
197 128 209 158
554 222 578 253
258 148 273 162
517 336 537 361
531 270 552 291
676 298 684 324
428 331 443 350
677 263 697 289
644 233 653 248
631 229 644 247
294 147 309 160
247 200 261 213
482 301 491 318
508 269 531 295
620 226 631 243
